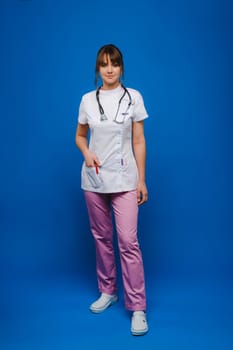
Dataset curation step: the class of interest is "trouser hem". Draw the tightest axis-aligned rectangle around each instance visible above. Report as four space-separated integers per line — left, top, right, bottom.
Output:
99 288 117 295
126 305 147 311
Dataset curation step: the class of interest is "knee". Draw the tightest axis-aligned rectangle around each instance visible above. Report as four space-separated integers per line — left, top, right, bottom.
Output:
118 238 140 254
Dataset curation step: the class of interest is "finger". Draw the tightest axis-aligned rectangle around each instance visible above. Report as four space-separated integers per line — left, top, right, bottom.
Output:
137 190 142 203
85 160 93 167
94 158 101 166
139 192 148 205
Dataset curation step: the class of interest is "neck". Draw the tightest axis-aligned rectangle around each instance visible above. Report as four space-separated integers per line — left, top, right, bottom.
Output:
101 82 121 90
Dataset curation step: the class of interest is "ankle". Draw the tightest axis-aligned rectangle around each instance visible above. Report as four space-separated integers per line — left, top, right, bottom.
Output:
133 310 145 315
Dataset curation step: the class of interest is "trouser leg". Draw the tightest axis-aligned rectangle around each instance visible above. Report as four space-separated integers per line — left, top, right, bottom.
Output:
111 190 146 311
84 191 117 295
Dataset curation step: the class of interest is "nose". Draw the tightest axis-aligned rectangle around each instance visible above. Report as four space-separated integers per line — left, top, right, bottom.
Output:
107 63 113 73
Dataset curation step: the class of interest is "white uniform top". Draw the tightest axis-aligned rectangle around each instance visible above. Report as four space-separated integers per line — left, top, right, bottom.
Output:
78 84 149 193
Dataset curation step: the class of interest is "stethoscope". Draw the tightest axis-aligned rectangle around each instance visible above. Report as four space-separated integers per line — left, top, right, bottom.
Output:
96 84 132 124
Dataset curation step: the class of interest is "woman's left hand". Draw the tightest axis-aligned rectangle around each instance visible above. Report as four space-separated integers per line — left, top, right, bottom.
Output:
137 181 148 205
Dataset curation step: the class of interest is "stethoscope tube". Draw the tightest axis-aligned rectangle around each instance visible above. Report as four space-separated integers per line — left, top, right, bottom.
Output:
96 84 132 123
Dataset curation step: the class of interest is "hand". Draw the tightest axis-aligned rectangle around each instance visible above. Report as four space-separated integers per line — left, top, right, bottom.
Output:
137 181 148 205
84 150 101 168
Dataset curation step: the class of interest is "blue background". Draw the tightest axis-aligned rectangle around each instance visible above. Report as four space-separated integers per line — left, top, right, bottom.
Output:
0 0 232 349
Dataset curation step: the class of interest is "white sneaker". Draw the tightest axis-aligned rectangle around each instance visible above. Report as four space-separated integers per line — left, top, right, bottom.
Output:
131 311 149 335
90 293 118 313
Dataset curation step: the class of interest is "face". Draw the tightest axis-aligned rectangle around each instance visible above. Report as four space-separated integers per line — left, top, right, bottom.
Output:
98 54 122 90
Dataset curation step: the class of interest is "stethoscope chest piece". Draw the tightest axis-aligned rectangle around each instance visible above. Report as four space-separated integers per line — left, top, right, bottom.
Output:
100 113 108 121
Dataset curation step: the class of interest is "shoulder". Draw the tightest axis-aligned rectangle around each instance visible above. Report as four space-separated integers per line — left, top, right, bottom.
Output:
126 87 146 106
80 89 96 103
126 87 144 100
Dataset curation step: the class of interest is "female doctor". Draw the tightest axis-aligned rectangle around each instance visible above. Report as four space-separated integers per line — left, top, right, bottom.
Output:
75 44 149 336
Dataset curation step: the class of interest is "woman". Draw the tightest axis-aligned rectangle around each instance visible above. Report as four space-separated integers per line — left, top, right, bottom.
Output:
75 44 149 336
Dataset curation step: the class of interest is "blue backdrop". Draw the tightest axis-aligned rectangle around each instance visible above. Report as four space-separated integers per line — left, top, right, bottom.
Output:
0 1 232 349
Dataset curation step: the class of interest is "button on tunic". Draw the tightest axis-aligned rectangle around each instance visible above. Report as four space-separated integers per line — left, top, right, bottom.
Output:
78 85 149 193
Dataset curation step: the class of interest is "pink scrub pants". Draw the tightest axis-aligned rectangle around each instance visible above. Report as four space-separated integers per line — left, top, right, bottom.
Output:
84 190 146 311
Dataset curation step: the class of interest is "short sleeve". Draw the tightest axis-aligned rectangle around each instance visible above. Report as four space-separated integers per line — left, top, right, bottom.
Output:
77 96 88 125
132 91 149 122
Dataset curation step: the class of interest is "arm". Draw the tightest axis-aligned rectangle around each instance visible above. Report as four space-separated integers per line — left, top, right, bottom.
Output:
132 120 148 205
75 123 100 167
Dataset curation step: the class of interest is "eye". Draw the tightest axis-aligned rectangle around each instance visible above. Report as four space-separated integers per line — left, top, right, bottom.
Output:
113 62 120 67
100 62 107 67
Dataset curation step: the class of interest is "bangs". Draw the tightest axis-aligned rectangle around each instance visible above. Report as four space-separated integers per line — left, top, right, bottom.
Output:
98 51 122 66
96 45 123 69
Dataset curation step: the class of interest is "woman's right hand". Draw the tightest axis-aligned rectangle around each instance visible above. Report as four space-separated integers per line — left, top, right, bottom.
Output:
84 149 101 168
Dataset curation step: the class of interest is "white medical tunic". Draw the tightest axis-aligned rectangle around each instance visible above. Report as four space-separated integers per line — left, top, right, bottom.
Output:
78 85 149 193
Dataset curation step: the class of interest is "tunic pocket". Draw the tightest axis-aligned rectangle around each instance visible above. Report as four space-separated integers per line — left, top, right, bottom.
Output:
85 166 103 188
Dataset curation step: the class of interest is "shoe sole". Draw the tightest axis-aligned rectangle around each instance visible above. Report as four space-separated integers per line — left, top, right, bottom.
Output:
131 327 149 336
90 297 118 313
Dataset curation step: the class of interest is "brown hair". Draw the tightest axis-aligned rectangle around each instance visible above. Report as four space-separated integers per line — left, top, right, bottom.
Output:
95 44 124 86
